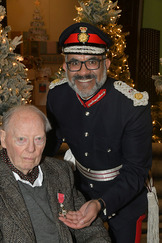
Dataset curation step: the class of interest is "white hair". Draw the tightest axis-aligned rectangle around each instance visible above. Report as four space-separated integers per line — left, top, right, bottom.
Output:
2 105 51 133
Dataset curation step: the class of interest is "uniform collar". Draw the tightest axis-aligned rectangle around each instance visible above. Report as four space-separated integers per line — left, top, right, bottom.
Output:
77 89 106 108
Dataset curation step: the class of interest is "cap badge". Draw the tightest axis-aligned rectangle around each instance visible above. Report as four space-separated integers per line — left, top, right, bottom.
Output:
78 27 89 43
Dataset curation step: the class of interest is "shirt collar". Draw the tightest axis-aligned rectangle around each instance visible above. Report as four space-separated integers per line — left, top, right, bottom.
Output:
13 165 43 187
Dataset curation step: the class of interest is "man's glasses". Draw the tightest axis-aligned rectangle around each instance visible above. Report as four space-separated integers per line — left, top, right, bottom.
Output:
66 57 107 72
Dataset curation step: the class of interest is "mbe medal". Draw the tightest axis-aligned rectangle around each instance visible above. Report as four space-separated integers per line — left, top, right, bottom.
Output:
57 193 67 217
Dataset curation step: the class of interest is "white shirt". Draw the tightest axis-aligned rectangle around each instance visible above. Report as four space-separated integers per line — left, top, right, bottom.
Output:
12 165 43 187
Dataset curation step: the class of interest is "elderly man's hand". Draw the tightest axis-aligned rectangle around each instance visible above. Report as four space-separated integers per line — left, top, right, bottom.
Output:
58 199 101 229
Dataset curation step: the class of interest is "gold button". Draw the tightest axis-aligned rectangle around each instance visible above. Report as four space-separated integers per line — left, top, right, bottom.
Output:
85 152 88 156
134 93 143 100
85 132 89 137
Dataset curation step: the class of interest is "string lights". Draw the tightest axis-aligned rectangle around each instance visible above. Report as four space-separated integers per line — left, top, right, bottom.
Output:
0 2 33 125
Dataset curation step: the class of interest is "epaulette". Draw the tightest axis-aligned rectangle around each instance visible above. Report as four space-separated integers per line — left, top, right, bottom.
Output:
114 81 149 106
49 78 68 89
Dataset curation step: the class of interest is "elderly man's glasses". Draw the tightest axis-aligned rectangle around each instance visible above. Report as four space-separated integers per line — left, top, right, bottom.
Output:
66 57 107 72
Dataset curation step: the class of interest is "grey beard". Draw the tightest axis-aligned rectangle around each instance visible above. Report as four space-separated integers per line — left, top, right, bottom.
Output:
65 66 107 99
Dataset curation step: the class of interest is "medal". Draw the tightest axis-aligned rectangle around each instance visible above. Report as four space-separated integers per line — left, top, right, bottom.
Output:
57 193 67 217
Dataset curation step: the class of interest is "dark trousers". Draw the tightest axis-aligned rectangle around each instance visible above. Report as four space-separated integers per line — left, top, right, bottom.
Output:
108 214 146 243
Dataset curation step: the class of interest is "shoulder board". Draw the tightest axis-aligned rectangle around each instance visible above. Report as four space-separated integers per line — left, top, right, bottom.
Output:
49 78 68 89
114 81 149 106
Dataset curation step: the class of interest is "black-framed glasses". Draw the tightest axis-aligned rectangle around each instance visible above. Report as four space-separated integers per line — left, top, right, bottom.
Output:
66 57 107 72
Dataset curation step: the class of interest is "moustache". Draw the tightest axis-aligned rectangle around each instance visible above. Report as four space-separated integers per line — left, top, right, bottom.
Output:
72 74 97 82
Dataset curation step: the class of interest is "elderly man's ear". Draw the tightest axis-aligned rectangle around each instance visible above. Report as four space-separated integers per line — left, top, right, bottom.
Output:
0 130 6 148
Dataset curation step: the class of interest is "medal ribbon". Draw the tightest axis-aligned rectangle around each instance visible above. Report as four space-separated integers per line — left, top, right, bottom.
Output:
57 193 65 204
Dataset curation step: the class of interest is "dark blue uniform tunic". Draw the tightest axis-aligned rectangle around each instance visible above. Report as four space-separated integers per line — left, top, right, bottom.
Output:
45 77 152 242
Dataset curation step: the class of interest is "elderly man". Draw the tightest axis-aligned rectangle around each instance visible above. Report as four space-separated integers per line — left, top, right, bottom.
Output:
45 22 152 243
0 105 111 243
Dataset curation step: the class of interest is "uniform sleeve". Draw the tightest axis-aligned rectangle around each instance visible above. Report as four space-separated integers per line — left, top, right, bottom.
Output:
102 103 152 216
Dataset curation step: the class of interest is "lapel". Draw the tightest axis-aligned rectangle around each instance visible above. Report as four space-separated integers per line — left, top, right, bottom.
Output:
41 160 73 243
0 157 36 241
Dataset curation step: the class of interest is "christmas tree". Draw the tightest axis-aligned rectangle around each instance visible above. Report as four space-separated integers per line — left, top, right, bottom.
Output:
51 0 134 88
28 0 48 41
0 2 33 125
151 57 162 143
152 58 162 95
75 0 134 86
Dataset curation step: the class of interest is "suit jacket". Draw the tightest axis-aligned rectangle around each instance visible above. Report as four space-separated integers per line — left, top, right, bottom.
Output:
0 152 110 243
45 77 152 222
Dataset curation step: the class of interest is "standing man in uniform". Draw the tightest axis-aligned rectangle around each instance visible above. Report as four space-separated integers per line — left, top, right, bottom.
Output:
45 22 152 243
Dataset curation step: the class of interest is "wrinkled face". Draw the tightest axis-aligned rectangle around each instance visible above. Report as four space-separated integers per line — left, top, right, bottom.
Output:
63 54 111 99
1 110 46 175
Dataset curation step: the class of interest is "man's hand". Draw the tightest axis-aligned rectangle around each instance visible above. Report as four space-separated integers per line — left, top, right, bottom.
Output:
59 199 101 229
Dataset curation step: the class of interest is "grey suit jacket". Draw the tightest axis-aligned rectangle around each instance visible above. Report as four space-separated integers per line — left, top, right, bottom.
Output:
0 152 111 243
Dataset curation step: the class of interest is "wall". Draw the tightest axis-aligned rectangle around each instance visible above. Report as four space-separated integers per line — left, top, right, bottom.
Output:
7 0 78 41
142 0 162 73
